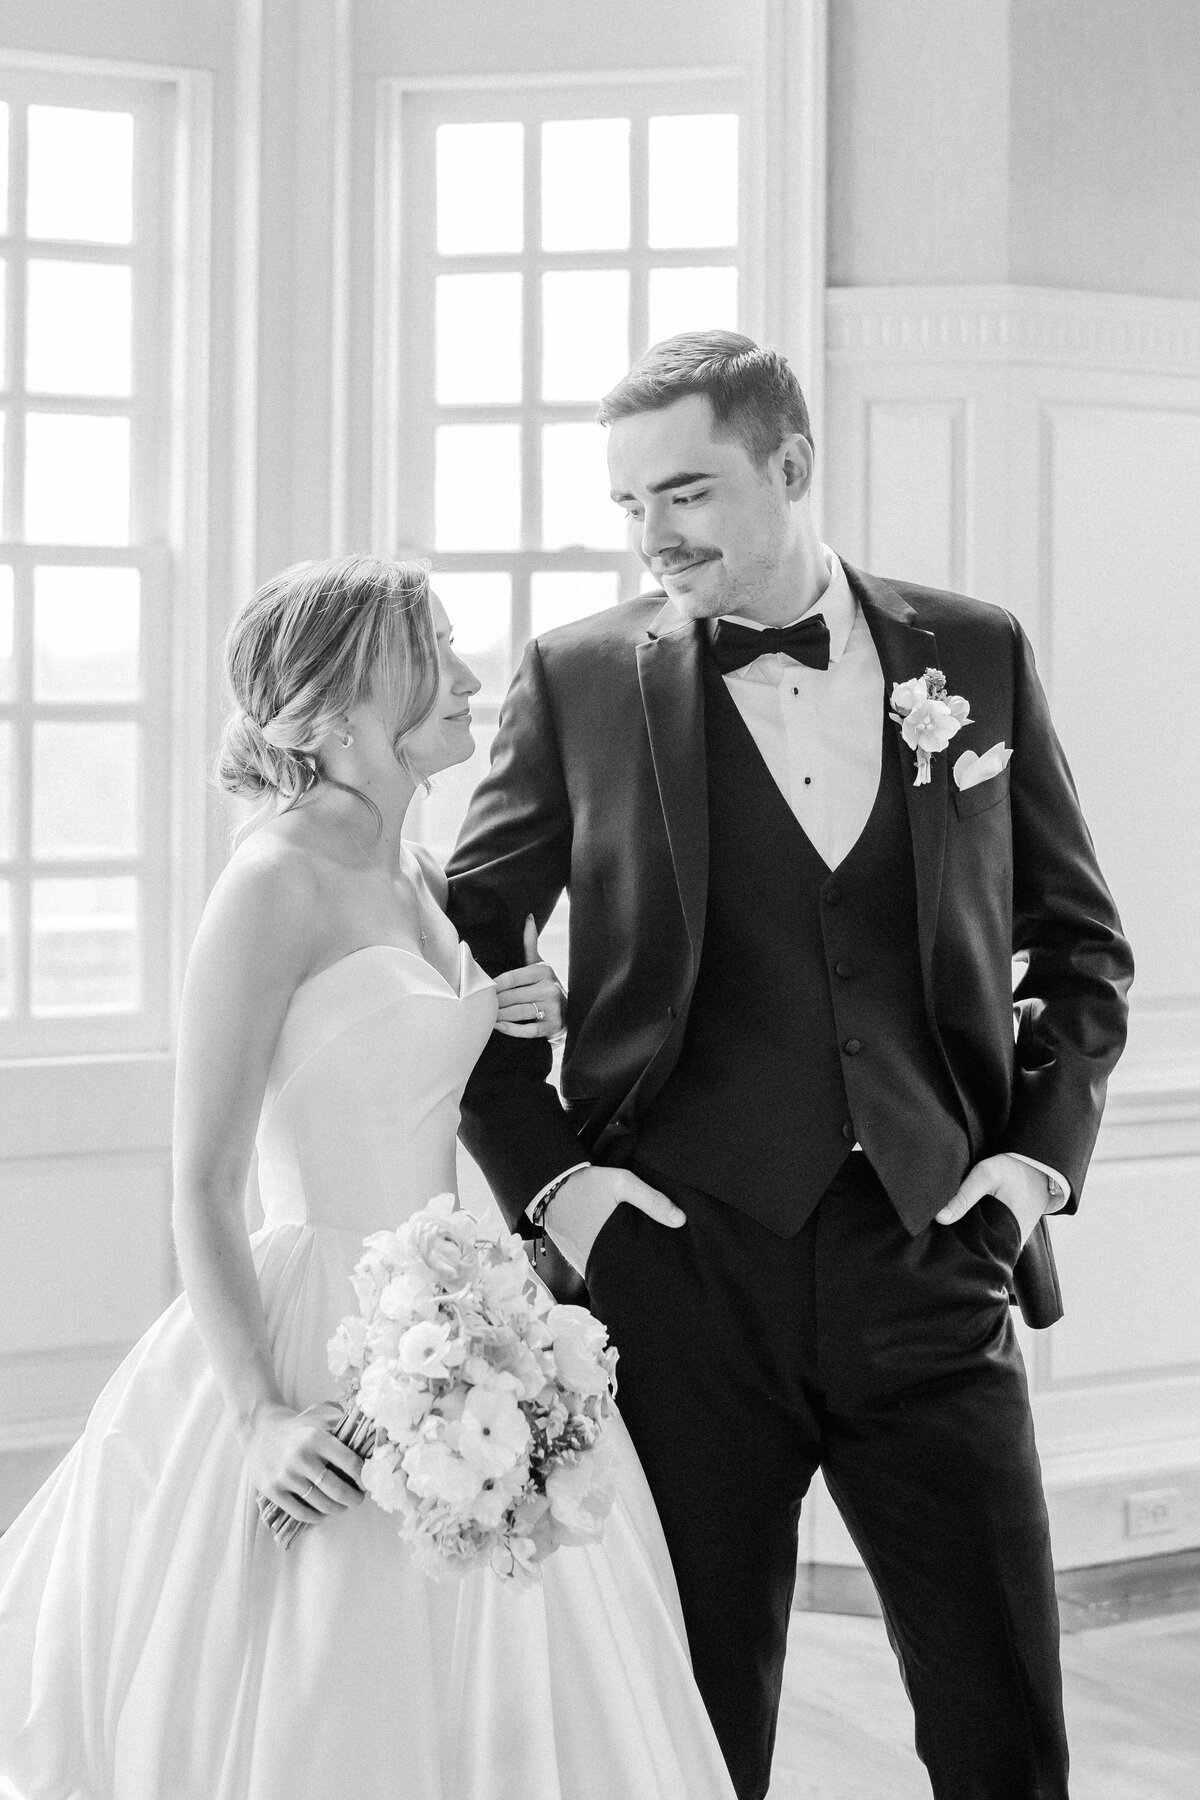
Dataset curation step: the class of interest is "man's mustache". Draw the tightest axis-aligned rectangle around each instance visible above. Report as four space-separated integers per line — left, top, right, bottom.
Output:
655 551 717 574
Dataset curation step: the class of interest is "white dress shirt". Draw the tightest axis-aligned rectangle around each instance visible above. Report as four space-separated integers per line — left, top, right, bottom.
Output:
717 549 882 870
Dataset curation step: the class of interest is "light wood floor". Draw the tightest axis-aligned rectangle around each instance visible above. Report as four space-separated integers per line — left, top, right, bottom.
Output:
768 1609 1200 1799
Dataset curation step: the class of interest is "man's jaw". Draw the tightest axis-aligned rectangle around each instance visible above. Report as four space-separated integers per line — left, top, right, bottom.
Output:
654 555 730 620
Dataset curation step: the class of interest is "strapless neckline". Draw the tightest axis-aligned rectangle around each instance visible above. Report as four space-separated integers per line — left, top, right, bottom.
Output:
296 938 480 1002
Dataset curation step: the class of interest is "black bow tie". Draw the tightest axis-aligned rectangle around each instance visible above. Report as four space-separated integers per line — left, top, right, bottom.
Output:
709 614 831 675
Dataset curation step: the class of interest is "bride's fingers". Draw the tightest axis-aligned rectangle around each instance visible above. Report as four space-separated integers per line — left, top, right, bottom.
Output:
286 1463 358 1516
304 1459 365 1508
314 1434 366 1489
495 999 564 1037
523 913 539 963
492 961 554 994
275 1484 326 1525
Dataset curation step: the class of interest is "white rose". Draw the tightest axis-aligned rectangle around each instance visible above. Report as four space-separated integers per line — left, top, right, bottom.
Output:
478 1258 531 1319
378 1264 440 1321
327 1313 368 1379
890 676 928 714
547 1304 613 1397
398 1195 480 1286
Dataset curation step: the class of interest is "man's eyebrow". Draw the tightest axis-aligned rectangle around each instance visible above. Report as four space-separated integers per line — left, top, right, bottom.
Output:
609 470 719 502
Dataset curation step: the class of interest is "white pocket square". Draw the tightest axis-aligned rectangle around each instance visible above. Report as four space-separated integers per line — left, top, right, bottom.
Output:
953 742 1013 791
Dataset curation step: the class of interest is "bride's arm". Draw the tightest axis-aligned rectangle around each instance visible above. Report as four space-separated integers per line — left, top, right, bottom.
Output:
171 843 364 1525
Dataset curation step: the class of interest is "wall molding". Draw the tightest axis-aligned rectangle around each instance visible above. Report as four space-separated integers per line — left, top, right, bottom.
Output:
827 285 1200 376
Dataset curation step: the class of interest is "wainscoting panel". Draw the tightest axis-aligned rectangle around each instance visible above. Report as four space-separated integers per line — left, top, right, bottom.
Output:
0 1153 174 1359
865 399 964 590
1043 400 1200 1014
0 1149 174 1529
1046 1158 1200 1384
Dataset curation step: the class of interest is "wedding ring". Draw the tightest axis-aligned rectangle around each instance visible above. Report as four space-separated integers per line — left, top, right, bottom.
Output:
300 1479 316 1503
535 1006 545 1022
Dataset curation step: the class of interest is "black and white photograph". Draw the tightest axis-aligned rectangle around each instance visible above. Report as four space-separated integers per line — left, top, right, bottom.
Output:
0 3 1197 1796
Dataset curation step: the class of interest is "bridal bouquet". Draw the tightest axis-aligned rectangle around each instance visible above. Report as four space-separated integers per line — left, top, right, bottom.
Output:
270 1195 619 1579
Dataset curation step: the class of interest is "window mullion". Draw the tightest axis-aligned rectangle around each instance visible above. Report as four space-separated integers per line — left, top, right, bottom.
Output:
519 113 541 576
11 556 32 1020
628 109 649 365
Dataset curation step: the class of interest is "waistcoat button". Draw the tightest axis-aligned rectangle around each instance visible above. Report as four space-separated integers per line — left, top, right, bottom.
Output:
843 1038 863 1055
842 1122 855 1140
824 885 842 905
835 960 853 979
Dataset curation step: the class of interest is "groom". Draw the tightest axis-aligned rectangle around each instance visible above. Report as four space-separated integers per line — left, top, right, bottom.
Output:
446 332 1132 1800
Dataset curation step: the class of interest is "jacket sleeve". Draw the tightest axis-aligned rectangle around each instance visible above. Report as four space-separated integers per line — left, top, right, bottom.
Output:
445 639 587 1229
1000 614 1134 1203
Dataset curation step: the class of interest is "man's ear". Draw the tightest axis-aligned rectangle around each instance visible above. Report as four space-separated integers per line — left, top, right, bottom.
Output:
778 432 814 502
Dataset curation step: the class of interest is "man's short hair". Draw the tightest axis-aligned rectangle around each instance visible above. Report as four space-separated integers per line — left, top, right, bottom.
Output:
597 329 813 466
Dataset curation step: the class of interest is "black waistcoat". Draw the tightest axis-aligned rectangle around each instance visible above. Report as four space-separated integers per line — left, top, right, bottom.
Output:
634 651 969 1235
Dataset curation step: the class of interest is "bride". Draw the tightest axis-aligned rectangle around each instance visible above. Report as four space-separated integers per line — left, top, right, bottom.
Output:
0 556 736 1800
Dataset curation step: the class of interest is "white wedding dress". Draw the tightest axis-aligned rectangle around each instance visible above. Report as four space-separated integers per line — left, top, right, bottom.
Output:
0 941 736 1800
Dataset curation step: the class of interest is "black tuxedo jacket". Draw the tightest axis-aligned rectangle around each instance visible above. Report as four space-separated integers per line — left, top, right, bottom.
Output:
446 562 1133 1325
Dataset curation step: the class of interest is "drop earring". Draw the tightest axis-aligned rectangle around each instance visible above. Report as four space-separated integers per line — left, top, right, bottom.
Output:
337 720 354 749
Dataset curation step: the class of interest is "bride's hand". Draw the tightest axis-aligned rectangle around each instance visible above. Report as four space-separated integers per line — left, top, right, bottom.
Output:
493 915 566 1038
240 1400 366 1525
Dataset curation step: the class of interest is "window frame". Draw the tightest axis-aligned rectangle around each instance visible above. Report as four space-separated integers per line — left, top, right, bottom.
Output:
0 53 211 1061
374 67 758 857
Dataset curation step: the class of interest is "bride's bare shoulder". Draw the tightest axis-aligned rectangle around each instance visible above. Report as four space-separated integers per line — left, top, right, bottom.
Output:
189 826 330 994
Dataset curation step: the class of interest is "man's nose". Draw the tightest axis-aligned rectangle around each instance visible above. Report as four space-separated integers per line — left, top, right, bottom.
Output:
638 505 680 561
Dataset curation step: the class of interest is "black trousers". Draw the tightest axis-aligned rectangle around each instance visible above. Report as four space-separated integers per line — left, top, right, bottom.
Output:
583 1153 1069 1800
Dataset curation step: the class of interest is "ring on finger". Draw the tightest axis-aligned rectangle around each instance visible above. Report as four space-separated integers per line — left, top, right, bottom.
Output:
535 1005 545 1021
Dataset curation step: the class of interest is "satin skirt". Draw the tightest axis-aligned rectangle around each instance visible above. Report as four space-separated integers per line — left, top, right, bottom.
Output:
0 1221 735 1800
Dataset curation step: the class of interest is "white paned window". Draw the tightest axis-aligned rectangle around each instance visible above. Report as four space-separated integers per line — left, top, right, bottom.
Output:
388 79 745 857
0 71 175 1057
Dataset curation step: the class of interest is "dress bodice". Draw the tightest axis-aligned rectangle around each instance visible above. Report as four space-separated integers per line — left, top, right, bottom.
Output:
255 942 497 1235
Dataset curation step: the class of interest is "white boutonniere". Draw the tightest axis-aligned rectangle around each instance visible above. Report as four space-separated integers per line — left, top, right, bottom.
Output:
889 668 972 787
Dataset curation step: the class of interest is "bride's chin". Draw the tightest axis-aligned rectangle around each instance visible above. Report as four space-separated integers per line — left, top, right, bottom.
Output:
405 735 475 782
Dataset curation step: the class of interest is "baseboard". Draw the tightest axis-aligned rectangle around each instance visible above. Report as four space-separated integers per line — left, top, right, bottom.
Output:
1054 1548 1200 1632
793 1549 1200 1635
1042 1453 1200 1570
794 1563 882 1619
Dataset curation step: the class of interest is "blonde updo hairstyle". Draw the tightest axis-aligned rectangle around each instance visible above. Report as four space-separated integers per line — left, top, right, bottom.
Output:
216 555 439 836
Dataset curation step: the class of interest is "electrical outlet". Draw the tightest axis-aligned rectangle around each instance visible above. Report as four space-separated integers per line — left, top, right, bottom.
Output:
1124 1488 1181 1540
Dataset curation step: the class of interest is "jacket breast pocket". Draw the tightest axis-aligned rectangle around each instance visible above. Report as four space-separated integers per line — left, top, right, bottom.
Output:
953 766 1010 820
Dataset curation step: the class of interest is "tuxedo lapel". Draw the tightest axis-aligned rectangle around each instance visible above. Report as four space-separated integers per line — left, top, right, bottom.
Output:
636 603 709 962
844 564 947 1001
